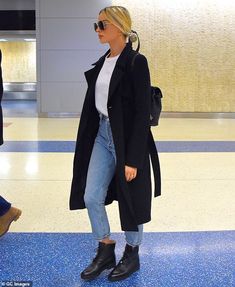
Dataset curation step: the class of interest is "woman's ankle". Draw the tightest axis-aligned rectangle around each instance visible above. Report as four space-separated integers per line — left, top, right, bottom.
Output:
100 238 116 244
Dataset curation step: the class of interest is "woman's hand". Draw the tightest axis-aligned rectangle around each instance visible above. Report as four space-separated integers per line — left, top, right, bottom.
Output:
125 165 137 182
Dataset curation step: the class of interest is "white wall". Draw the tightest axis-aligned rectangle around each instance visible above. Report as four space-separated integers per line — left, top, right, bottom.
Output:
36 0 111 115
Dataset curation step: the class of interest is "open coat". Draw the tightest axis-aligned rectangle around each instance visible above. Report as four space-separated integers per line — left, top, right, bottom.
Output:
70 42 161 231
0 50 3 146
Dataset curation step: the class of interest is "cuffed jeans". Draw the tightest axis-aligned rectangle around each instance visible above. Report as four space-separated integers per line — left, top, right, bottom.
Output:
0 196 11 216
84 115 143 247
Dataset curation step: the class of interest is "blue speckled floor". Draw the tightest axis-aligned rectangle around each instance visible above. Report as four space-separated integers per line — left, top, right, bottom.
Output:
1 141 235 153
0 231 234 287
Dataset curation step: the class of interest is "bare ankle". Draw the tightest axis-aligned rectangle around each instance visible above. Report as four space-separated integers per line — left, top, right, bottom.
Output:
100 238 115 244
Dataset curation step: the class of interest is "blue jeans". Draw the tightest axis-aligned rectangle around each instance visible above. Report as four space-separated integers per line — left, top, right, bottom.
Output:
0 196 11 216
84 115 143 247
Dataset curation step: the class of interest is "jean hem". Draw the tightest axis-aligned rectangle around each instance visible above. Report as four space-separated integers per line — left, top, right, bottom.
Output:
125 240 142 247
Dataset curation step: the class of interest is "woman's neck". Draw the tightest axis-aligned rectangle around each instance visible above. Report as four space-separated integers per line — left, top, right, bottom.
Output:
108 37 126 57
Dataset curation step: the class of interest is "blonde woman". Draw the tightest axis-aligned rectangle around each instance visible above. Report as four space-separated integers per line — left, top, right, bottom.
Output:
70 6 161 282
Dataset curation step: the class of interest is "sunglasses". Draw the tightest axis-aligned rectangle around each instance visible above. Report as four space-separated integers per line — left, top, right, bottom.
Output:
93 21 109 31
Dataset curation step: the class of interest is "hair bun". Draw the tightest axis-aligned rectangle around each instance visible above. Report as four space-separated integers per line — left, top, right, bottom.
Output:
129 31 138 43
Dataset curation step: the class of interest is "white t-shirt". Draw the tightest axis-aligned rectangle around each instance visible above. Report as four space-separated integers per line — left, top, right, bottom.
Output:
95 54 120 117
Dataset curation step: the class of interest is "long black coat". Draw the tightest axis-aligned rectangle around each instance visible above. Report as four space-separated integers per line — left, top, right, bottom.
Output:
70 42 161 231
0 50 3 146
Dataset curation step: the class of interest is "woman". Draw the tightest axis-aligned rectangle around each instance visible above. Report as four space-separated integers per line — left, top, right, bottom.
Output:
70 6 161 282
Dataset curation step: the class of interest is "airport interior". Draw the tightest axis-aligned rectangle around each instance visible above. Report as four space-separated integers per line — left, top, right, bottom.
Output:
0 0 234 286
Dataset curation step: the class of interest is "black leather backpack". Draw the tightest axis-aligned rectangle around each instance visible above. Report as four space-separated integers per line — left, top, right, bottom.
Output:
130 32 163 126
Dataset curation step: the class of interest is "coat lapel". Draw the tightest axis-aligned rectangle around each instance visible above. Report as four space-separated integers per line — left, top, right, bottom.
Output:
84 49 110 86
84 43 133 102
108 66 125 104
108 43 133 103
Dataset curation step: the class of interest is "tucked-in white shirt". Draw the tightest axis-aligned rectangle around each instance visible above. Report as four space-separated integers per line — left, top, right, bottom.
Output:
95 54 120 117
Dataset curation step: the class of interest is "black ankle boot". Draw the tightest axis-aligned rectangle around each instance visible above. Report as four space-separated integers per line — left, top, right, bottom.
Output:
108 244 140 282
81 242 116 281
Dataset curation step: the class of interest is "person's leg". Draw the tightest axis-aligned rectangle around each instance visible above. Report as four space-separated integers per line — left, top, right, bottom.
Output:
125 224 144 247
0 196 22 238
0 195 11 216
81 118 117 280
83 122 116 242
108 221 144 281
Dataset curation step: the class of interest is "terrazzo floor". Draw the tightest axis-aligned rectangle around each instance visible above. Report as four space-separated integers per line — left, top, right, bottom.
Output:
0 102 235 286
1 231 234 287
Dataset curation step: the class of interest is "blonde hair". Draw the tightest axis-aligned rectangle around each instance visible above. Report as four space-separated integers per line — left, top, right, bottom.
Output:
99 6 137 43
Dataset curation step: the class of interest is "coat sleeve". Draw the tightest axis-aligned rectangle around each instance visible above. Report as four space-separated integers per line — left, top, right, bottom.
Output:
125 54 151 169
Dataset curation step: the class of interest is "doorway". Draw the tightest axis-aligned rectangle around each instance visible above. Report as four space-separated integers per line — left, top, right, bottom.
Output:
0 36 37 116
